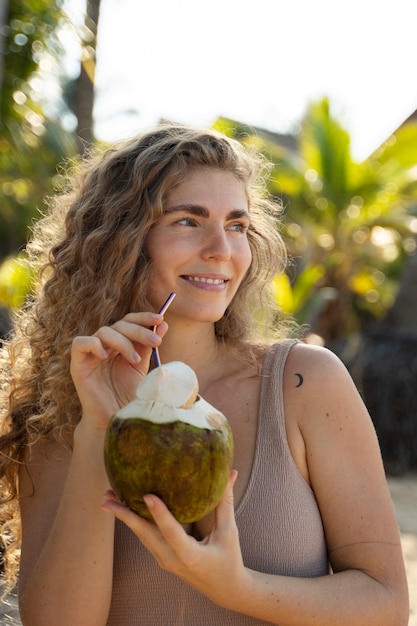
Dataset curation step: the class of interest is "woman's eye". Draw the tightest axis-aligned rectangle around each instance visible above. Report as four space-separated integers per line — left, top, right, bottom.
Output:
177 217 196 227
228 222 249 233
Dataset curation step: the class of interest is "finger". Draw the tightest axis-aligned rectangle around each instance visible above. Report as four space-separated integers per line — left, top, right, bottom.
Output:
120 312 169 343
120 311 164 327
71 335 109 362
153 320 169 340
101 493 182 562
102 500 155 539
94 325 157 364
142 494 190 550
103 320 162 348
119 313 169 345
101 494 156 535
130 321 168 364
103 489 118 501
214 470 238 530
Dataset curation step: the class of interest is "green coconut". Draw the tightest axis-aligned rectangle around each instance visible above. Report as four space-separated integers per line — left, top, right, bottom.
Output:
103 361 234 524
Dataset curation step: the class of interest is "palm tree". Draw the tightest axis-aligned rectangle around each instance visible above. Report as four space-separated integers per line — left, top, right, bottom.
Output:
74 0 102 154
215 100 417 344
377 113 417 334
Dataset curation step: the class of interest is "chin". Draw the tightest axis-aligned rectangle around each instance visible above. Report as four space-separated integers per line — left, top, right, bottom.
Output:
188 307 228 324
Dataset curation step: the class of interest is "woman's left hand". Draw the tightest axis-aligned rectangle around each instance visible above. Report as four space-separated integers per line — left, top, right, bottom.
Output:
101 470 247 608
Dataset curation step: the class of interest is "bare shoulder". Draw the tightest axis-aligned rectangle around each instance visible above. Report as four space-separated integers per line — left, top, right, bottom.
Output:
283 342 364 449
283 340 382 477
284 341 378 447
284 341 354 389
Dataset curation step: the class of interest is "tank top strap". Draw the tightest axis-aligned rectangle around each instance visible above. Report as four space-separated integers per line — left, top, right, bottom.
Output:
235 339 298 518
260 338 299 429
263 339 299 379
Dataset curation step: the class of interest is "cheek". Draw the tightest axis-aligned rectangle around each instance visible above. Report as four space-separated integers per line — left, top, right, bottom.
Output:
239 241 253 274
145 230 175 270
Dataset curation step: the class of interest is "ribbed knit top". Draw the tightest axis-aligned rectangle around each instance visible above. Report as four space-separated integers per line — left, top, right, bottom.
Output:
107 340 329 625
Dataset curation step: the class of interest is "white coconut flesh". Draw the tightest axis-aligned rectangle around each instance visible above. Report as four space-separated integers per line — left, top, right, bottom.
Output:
115 361 226 430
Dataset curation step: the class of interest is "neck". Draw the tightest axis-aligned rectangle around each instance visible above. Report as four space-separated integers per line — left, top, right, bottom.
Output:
157 320 223 389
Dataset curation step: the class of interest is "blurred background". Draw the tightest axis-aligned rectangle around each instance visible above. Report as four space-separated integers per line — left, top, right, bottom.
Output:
1 0 417 475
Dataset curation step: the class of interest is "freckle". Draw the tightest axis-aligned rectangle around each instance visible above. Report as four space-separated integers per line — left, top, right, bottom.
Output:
339 427 343 431
326 412 329 417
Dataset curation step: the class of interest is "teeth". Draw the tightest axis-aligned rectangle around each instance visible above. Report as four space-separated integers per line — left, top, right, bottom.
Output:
186 276 225 284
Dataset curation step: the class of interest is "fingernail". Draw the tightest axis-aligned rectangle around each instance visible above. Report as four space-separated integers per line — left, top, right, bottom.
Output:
143 495 154 508
132 351 141 363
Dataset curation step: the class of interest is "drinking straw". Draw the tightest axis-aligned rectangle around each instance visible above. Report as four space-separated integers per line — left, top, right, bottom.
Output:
152 292 176 367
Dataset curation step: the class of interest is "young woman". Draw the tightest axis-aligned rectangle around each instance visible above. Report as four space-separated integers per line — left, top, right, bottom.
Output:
0 123 409 625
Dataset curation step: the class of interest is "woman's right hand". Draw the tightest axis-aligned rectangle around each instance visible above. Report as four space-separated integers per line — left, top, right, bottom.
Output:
18 314 164 626
70 312 168 431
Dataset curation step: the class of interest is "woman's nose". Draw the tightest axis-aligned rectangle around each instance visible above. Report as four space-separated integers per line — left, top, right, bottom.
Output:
201 226 231 261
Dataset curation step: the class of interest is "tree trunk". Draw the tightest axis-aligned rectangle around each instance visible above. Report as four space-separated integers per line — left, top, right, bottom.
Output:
74 0 101 155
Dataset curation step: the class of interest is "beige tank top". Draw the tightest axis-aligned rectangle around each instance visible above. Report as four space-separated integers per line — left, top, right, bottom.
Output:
107 340 329 625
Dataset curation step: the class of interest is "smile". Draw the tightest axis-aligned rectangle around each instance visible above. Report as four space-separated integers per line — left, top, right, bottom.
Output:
183 276 227 284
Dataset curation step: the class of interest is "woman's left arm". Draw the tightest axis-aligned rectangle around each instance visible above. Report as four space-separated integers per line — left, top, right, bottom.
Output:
102 344 409 626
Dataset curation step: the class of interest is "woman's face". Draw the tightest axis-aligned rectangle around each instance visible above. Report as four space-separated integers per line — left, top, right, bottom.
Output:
145 167 252 324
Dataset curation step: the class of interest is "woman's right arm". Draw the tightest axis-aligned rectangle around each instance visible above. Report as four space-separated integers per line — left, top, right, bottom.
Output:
18 426 115 626
18 312 168 626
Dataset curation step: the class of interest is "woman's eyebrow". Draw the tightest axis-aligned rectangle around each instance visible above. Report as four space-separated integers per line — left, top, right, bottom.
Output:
163 204 250 220
163 204 209 217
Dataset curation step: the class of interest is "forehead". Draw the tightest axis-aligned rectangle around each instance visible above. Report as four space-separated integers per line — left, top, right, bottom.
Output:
164 168 248 210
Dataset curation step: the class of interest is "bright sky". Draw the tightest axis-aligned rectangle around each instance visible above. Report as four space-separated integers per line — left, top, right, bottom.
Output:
65 0 417 161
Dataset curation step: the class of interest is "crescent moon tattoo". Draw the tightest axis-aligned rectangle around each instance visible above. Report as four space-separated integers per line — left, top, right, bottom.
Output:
295 373 303 388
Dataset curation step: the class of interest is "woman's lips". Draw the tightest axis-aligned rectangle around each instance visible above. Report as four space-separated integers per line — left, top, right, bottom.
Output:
181 275 229 289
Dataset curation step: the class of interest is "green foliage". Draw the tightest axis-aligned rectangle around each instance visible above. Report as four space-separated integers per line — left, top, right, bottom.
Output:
215 99 417 341
1 0 64 124
0 253 35 309
272 265 327 321
0 0 77 259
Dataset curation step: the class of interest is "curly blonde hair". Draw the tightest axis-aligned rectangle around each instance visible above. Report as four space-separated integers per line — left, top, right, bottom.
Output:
0 122 288 593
